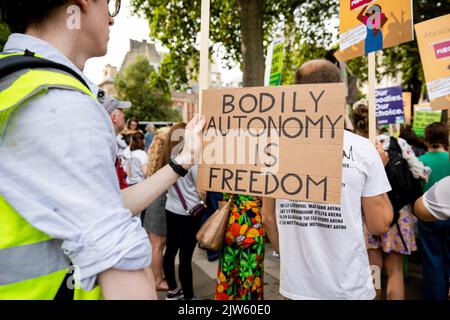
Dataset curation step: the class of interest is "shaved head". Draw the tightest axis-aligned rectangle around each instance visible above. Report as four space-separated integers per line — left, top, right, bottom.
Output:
295 60 342 84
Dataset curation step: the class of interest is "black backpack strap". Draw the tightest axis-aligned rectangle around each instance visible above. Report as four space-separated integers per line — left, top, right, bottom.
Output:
395 222 409 252
388 136 402 155
0 52 91 91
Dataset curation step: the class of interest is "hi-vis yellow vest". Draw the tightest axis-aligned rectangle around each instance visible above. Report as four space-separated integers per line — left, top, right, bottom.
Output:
0 52 102 300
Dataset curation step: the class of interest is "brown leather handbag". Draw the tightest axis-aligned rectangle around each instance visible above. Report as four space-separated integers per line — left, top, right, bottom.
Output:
196 198 232 251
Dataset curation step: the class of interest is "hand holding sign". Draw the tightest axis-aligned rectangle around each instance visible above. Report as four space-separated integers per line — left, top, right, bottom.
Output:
175 114 206 169
197 83 345 204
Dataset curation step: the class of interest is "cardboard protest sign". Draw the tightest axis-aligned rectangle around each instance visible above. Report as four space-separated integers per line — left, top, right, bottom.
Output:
197 84 346 204
264 38 285 86
402 92 412 125
448 111 450 160
338 0 414 61
412 108 442 137
415 14 450 110
375 86 405 125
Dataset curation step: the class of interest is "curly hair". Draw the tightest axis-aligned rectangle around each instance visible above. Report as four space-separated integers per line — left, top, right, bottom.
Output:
0 0 69 33
146 123 187 177
147 128 170 177
352 103 369 137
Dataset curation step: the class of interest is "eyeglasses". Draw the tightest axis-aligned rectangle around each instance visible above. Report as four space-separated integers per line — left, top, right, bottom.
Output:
107 0 121 17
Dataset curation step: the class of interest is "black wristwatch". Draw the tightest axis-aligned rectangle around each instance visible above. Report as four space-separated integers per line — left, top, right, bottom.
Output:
169 158 189 177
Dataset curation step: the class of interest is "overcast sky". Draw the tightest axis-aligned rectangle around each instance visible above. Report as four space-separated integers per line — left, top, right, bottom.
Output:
83 0 241 86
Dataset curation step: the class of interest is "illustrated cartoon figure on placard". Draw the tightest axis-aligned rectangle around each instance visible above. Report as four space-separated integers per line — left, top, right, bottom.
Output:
358 4 388 55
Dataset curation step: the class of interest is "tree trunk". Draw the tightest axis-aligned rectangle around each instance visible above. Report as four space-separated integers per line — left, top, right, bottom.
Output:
238 0 265 87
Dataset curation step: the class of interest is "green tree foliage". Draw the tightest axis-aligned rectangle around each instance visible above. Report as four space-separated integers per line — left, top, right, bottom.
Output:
114 56 181 121
130 0 449 102
130 0 335 87
0 22 11 51
281 42 328 85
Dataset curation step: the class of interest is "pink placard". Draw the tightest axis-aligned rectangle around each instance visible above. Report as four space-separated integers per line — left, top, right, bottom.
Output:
433 40 450 60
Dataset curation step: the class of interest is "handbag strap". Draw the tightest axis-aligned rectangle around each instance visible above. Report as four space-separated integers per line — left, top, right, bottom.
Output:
173 182 188 212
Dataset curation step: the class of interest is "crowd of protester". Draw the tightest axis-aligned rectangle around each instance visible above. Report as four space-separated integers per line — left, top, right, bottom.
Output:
0 0 448 302
106 61 449 301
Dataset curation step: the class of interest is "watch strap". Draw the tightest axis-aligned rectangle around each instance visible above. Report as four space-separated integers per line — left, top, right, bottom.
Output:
169 158 188 177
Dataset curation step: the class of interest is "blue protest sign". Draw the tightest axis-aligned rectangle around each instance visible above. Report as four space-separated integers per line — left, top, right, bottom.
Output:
375 86 405 125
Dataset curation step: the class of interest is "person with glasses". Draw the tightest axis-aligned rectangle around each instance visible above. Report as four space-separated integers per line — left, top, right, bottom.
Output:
108 0 122 17
0 0 205 300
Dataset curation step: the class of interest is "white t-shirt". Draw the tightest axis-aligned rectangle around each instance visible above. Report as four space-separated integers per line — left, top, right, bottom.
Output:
124 149 148 185
276 131 391 300
423 176 450 220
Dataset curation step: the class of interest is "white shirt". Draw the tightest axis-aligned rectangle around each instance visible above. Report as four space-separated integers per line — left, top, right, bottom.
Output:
276 131 391 300
0 34 151 291
422 176 450 220
166 165 201 216
124 149 148 185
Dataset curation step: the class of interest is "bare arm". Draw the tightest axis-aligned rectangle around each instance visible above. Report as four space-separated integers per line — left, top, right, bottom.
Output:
98 116 204 299
98 268 157 300
376 141 389 166
362 193 393 235
122 164 183 215
357 6 367 23
262 197 279 253
198 190 207 203
414 177 450 222
414 197 437 222
124 163 131 177
141 164 149 180
121 115 205 215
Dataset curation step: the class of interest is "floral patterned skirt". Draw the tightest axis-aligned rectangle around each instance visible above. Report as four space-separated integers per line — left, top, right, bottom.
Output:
215 195 265 300
365 204 418 255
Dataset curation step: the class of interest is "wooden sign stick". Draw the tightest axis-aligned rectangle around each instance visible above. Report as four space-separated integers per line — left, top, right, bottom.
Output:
198 0 210 115
368 52 377 143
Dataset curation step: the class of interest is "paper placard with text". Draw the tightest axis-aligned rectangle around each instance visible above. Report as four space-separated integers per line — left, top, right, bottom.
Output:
414 103 432 112
412 108 443 137
197 84 346 204
415 14 450 110
264 38 285 86
375 86 405 125
337 0 414 61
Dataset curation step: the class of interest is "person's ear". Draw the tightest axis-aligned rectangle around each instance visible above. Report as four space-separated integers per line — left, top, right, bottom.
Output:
72 0 89 13
110 112 118 124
